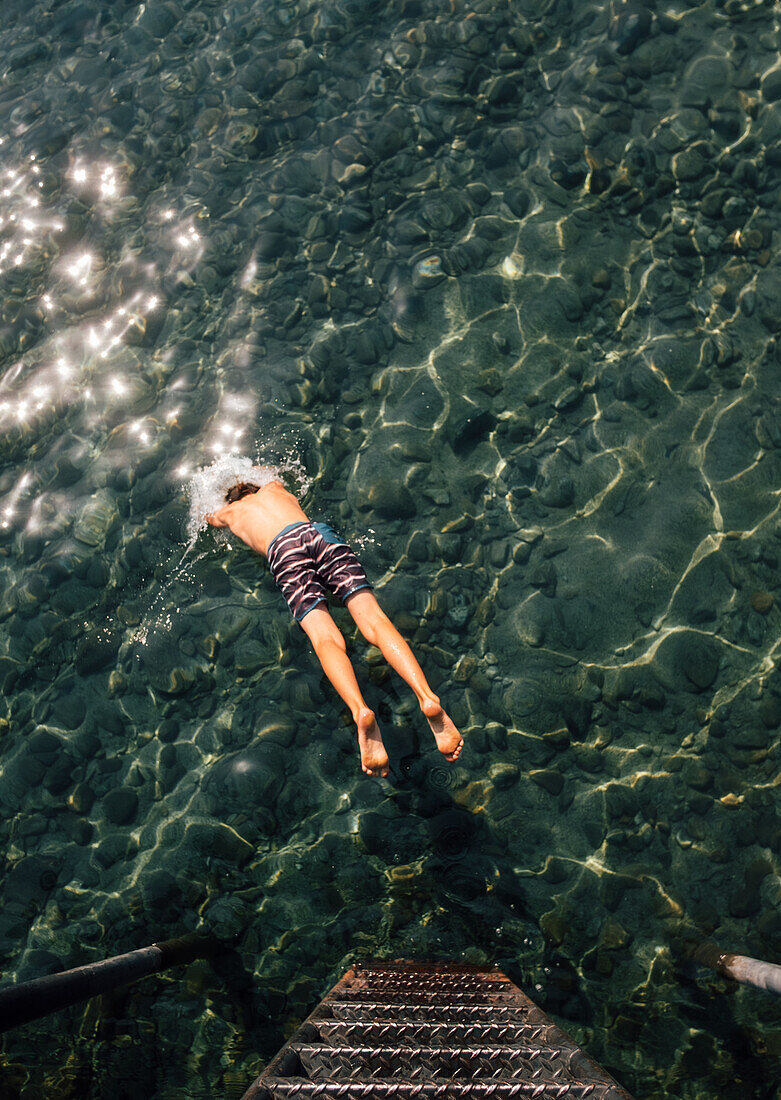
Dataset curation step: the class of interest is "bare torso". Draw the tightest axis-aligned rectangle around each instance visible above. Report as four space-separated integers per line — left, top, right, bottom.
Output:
206 481 310 556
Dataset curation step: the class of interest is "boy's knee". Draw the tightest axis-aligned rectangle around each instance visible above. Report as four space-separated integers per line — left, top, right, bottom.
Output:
319 621 346 652
302 611 345 651
361 609 389 646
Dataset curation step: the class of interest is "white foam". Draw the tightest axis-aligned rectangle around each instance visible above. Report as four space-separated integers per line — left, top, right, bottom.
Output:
184 454 278 543
184 453 312 544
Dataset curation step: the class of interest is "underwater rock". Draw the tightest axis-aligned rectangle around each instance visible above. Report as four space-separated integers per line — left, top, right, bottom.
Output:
103 788 139 826
43 760 74 795
504 186 530 218
348 446 417 519
756 265 781 331
758 696 781 730
610 7 653 55
443 238 491 276
69 782 95 814
95 832 138 869
672 146 708 181
201 569 232 599
412 255 445 288
207 743 286 808
73 494 117 548
367 480 416 520
449 407 497 456
529 769 564 796
27 729 61 760
751 591 774 613
57 696 87 731
150 665 197 695
234 641 269 677
76 629 121 674
141 870 184 919
683 56 732 109
732 719 771 748
185 821 254 866
488 762 519 790
204 895 251 940
360 810 427 862
157 718 179 743
761 67 781 102
680 638 720 691
538 476 575 509
16 949 64 983
137 2 179 39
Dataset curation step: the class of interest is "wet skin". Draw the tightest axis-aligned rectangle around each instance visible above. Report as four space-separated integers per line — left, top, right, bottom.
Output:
206 483 464 776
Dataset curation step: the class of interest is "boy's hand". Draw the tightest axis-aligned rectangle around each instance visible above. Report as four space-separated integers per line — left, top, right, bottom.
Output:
206 511 226 527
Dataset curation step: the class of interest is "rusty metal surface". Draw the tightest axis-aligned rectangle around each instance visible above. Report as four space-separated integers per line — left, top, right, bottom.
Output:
312 1023 566 1046
344 974 510 993
240 962 635 1100
294 1045 612 1083
326 1002 532 1024
244 1084 628 1098
334 991 524 1006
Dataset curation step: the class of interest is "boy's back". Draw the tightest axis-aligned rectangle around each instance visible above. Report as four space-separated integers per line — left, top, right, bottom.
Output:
206 481 309 555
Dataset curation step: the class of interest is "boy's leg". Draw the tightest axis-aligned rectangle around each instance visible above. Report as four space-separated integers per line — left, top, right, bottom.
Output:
344 590 463 761
299 606 389 777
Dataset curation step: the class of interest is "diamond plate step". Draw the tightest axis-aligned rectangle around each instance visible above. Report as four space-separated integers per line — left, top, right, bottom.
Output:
326 1001 530 1023
310 1022 565 1046
292 1044 611 1083
245 1083 627 1099
240 962 635 1100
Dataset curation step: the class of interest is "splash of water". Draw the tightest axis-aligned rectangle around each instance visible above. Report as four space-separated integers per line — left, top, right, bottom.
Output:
133 549 209 647
185 454 280 544
135 454 310 647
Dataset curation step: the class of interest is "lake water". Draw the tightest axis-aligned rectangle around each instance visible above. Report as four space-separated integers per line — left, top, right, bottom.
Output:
1 0 781 1096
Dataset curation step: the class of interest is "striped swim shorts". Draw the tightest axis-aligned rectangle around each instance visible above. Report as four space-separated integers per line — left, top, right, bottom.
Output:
266 521 372 621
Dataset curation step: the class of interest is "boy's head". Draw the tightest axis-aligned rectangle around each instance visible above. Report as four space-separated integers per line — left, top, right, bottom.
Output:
225 482 259 503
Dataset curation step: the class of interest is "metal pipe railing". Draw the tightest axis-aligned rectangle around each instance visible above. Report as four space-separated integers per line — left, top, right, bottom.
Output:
0 932 218 1032
687 940 781 996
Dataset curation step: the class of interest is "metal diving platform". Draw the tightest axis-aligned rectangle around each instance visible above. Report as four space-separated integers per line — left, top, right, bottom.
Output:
240 961 635 1100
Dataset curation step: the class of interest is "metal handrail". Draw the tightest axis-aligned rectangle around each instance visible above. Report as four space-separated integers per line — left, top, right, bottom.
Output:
0 932 219 1032
685 940 781 996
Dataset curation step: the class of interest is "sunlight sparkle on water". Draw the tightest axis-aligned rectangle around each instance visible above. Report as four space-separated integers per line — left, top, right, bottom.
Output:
66 252 93 285
71 161 122 204
100 168 118 199
0 149 202 469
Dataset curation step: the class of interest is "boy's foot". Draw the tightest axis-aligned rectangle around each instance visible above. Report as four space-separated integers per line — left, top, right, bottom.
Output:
357 708 389 777
422 698 464 761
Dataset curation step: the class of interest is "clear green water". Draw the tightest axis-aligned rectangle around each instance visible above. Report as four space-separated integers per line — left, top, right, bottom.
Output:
1 0 781 1096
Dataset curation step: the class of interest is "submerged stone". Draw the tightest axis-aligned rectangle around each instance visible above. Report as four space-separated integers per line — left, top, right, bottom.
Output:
103 788 139 826
751 591 774 613
530 769 564 796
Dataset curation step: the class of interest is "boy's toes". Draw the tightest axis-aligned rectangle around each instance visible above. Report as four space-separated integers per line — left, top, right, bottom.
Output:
445 737 464 762
362 762 389 777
